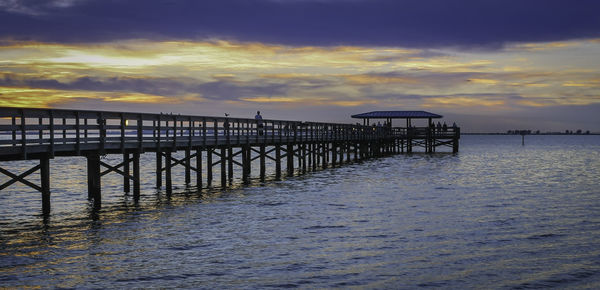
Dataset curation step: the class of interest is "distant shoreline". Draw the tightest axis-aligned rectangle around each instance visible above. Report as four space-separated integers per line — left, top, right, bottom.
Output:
463 133 600 135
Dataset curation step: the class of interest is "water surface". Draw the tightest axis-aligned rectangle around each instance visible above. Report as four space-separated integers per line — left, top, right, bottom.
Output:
1 135 600 288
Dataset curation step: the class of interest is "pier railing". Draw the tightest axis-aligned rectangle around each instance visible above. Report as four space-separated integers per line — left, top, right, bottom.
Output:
1 107 427 159
0 107 460 214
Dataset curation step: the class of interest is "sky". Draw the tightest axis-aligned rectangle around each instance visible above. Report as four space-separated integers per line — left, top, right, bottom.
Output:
1 0 599 132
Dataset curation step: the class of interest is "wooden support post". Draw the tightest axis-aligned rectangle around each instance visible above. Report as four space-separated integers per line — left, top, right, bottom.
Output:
310 143 316 171
453 128 460 153
166 151 172 195
287 144 294 176
346 143 351 163
242 146 250 184
123 153 130 193
156 151 162 188
196 148 203 189
296 145 302 173
301 144 307 174
220 147 226 188
228 147 234 183
246 146 252 182
322 143 328 169
40 156 50 215
86 154 101 208
306 143 315 171
275 145 281 180
331 143 337 167
207 147 213 187
133 152 140 199
315 143 321 169
326 142 330 164
260 145 266 181
185 148 191 185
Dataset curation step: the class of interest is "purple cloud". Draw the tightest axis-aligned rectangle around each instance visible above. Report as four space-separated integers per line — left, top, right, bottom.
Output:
1 0 599 49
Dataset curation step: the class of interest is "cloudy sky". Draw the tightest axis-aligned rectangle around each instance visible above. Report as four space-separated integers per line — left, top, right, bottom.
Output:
1 0 599 132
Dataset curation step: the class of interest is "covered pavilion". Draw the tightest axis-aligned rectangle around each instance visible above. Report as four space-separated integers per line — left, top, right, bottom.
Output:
351 111 442 127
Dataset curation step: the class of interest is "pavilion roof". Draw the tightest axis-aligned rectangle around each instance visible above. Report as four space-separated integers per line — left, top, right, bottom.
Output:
351 111 442 119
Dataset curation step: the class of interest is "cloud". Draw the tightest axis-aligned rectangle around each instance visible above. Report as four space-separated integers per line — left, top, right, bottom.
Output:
1 0 599 49
0 0 87 15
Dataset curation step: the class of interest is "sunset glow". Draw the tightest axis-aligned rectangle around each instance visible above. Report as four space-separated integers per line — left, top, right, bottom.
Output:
1 0 599 132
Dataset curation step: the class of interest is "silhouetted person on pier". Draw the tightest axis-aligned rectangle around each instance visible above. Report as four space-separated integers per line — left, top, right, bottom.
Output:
437 121 442 132
443 122 447 132
224 118 230 135
255 111 263 135
452 122 457 129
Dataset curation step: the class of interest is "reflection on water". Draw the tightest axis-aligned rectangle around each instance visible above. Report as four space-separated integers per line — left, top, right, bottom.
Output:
1 135 600 288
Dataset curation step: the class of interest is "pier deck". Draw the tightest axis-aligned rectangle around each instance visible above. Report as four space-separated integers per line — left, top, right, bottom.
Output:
0 107 459 215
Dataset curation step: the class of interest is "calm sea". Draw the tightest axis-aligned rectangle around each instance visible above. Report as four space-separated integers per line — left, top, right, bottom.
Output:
1 135 600 288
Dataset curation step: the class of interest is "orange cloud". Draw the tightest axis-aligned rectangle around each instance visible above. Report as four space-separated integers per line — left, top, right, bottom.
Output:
343 74 419 85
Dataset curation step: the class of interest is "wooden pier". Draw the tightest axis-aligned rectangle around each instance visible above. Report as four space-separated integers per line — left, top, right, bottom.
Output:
0 107 459 215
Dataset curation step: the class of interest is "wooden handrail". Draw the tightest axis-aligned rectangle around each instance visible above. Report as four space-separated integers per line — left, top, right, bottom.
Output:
0 107 459 158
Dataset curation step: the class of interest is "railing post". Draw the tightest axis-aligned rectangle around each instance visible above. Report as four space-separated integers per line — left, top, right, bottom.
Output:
11 116 16 146
202 117 207 147
99 112 105 153
75 112 81 155
120 114 126 152
62 118 66 143
173 115 177 148
38 117 43 145
20 109 26 159
49 111 55 157
137 114 143 151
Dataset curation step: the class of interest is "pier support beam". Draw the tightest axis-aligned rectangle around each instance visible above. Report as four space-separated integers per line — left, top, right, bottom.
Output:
156 151 162 188
321 143 328 169
331 143 337 167
242 146 251 184
40 156 50 215
123 153 130 193
86 154 101 208
207 147 213 187
133 152 140 199
165 151 172 195
287 144 294 176
260 145 266 182
302 144 307 174
275 145 281 180
185 149 191 185
220 147 226 188
196 148 203 189
228 147 234 184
